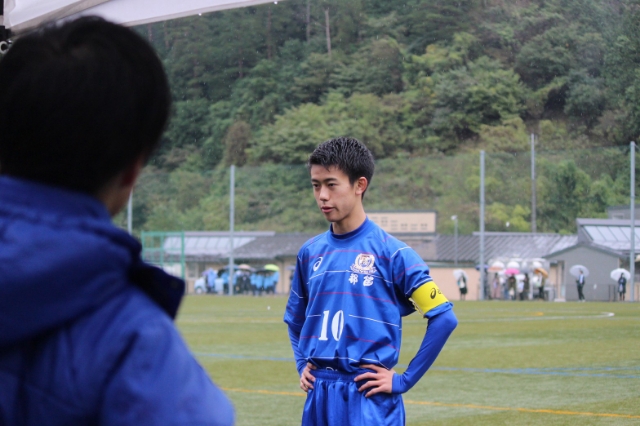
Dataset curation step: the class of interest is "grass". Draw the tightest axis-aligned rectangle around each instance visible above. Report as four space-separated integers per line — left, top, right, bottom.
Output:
176 296 640 425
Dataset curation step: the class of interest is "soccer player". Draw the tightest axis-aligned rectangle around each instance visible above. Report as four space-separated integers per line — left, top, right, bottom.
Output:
0 18 234 425
284 137 458 425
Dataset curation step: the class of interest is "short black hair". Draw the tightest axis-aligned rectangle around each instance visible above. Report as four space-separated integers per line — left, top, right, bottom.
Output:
307 137 375 197
0 17 171 194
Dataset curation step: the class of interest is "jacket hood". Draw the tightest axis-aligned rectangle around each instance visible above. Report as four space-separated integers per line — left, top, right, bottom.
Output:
0 177 184 349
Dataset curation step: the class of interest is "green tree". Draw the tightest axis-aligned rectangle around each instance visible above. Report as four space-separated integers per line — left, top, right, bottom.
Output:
431 56 526 140
223 121 252 167
249 92 407 163
539 160 591 233
332 37 404 97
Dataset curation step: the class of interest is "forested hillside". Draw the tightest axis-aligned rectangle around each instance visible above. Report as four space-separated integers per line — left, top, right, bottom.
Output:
123 0 640 235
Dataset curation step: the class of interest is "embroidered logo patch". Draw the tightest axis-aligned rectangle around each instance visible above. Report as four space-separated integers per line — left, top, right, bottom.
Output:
350 254 377 275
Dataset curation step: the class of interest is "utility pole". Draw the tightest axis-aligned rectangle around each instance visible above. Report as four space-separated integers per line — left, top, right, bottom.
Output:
531 133 537 233
228 165 235 296
451 215 458 267
479 151 485 300
631 142 636 302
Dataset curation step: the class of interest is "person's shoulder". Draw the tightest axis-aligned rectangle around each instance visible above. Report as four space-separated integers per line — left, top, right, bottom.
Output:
365 220 404 248
370 226 417 259
75 285 176 354
298 231 328 254
80 288 235 425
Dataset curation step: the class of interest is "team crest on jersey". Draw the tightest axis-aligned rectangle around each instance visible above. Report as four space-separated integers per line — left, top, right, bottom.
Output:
350 253 377 275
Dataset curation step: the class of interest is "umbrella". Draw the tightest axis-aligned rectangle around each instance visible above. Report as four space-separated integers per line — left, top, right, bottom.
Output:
531 260 543 269
453 269 468 281
569 265 589 278
506 260 520 269
238 264 252 270
610 268 630 281
475 264 489 271
488 261 505 272
534 267 549 278
505 268 519 275
264 264 280 272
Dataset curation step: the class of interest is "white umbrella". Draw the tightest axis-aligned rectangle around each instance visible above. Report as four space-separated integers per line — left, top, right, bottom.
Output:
569 265 589 278
506 260 520 269
453 269 468 281
488 261 505 272
531 260 543 269
610 268 630 281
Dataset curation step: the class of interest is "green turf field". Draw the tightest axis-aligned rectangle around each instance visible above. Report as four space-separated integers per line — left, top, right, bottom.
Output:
176 296 640 425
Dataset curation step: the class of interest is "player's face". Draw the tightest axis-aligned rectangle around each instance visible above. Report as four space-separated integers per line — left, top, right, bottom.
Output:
310 165 367 234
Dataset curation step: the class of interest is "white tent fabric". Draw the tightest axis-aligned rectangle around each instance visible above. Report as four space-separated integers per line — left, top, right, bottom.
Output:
3 0 279 34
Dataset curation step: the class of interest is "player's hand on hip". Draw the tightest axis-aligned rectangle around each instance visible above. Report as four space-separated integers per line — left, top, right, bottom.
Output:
355 364 395 397
300 362 317 393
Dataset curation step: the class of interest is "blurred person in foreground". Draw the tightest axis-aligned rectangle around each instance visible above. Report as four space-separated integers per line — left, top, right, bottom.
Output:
0 17 234 425
284 137 458 425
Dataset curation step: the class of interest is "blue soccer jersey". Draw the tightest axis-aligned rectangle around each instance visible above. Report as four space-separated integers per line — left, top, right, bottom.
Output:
284 218 438 373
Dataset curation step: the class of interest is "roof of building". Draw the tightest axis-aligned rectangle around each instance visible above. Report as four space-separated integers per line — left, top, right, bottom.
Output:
233 233 314 261
434 233 578 263
145 230 583 265
570 218 640 256
150 231 277 262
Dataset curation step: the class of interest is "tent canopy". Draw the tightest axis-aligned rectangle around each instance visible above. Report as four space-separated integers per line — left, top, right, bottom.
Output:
2 0 278 35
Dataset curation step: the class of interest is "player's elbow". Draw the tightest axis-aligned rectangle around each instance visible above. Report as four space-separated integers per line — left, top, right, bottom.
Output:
440 309 458 334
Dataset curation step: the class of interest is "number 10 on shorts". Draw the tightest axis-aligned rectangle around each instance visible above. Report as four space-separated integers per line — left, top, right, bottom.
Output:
319 310 345 341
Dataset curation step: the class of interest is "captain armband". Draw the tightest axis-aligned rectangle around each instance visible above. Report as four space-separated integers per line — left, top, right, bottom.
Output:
410 281 449 316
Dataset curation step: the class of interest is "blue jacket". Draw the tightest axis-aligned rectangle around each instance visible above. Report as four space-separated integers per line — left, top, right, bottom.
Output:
0 177 235 425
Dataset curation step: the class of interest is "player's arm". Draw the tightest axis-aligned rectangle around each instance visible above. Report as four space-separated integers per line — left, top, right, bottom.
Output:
283 256 316 391
390 282 458 394
392 281 458 393
356 282 457 397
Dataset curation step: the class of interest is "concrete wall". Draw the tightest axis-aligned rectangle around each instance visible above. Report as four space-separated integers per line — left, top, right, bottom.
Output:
430 266 480 301
547 246 621 301
368 211 436 234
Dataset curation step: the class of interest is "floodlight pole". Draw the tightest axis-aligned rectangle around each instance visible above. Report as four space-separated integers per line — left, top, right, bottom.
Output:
631 142 636 302
228 165 235 296
479 151 485 301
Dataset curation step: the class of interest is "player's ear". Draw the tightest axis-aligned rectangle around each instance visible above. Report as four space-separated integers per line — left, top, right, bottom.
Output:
355 177 368 196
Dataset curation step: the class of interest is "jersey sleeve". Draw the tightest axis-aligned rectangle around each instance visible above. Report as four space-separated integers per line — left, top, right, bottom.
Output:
390 245 435 316
391 308 458 394
283 252 308 334
283 252 309 375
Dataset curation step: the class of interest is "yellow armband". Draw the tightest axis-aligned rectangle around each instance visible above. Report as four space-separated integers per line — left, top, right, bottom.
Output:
410 281 449 315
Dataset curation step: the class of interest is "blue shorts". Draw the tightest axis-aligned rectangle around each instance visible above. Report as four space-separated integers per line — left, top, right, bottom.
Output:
302 369 405 426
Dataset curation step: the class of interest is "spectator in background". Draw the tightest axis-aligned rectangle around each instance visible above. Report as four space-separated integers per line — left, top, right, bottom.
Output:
457 274 468 301
491 273 501 300
618 273 627 302
517 276 525 301
508 274 517 300
538 273 546 300
577 269 586 302
0 17 234 425
523 273 530 300
206 267 218 293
